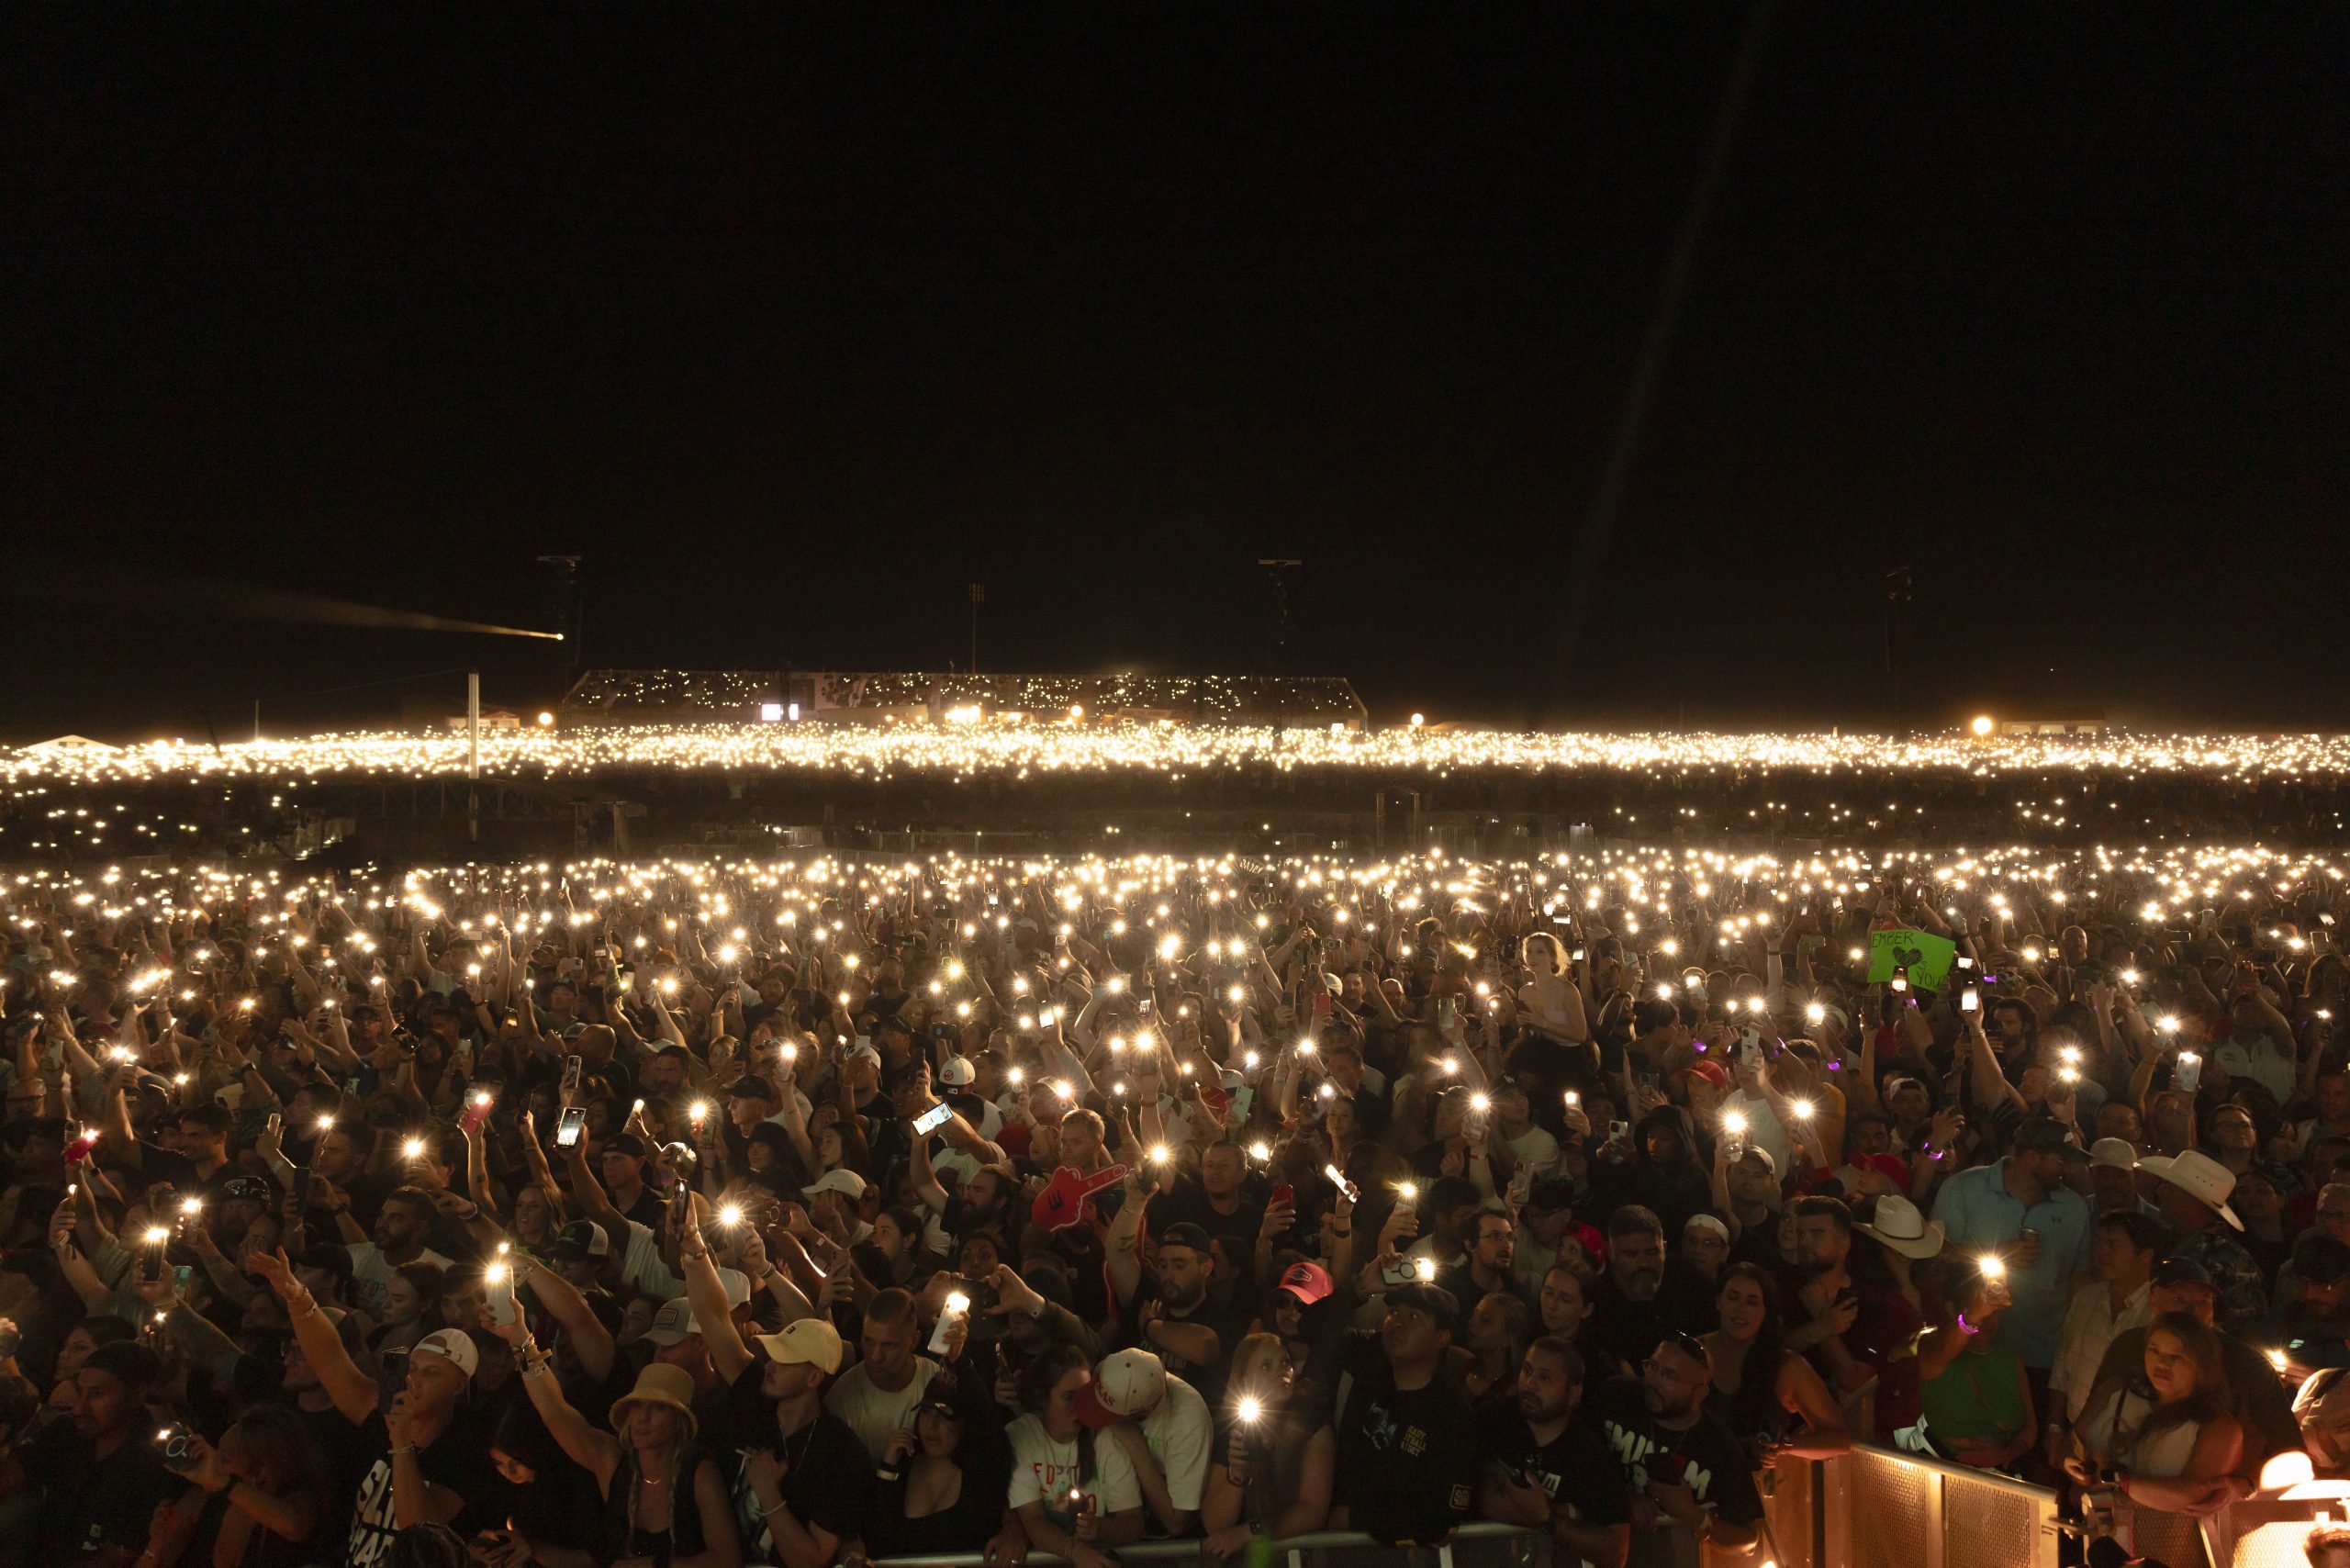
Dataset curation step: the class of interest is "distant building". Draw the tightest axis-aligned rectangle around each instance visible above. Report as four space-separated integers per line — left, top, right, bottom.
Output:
442 710 523 733
556 670 1368 730
1989 710 2107 738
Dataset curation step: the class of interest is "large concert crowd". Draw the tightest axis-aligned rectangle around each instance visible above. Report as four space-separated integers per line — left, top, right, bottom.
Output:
1 847 2347 1568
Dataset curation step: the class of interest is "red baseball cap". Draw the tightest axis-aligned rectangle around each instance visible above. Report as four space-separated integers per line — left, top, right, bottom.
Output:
1276 1261 1333 1306
1030 1164 1127 1232
1678 1060 1729 1088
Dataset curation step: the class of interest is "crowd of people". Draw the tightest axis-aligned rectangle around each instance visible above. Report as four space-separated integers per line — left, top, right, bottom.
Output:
0 849 2347 1568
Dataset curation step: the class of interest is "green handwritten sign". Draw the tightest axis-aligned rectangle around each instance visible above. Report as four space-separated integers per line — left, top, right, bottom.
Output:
1867 926 1958 993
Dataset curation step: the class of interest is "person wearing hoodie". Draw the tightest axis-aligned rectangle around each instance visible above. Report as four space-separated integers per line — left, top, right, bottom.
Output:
1592 1106 1714 1240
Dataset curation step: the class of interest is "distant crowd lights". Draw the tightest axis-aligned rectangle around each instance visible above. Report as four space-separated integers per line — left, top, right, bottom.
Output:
9 722 2350 794
12 844 2350 977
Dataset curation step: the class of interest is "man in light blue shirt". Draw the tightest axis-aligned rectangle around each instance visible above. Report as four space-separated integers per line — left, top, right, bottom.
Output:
1930 1117 2094 1372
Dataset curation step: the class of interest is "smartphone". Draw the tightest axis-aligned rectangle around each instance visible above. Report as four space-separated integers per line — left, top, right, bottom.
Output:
1270 1183 1294 1208
554 1107 587 1148
912 1102 953 1137
561 1055 583 1096
155 1423 199 1466
2176 1053 2204 1094
1321 1163 1360 1204
1608 1119 1631 1144
1437 995 1459 1033
1379 1257 1419 1287
1961 985 1981 1013
1570 945 1587 962
173 1265 192 1295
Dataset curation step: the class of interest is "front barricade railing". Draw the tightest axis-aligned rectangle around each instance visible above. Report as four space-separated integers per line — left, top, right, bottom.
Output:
1731 1442 2065 1568
872 1520 1548 1568
869 1456 2350 1568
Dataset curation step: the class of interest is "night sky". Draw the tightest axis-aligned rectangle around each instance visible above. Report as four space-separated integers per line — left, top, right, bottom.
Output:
6 6 2345 742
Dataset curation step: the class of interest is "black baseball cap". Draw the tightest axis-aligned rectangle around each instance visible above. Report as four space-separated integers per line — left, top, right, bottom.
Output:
2296 1234 2350 1285
1527 1178 1579 1215
2013 1118 2089 1162
1384 1282 1460 1327
603 1132 648 1159
1158 1222 1214 1257
2151 1255 2216 1290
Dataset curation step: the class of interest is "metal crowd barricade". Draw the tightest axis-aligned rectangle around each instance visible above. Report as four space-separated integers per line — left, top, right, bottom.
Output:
869 1455 2350 1568
1708 1442 2065 1568
873 1520 1546 1568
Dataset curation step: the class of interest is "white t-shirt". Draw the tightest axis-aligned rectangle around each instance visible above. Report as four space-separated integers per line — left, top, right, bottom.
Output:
1724 1089 1790 1173
346 1242 456 1322
620 1219 682 1301
1005 1411 1144 1518
1135 1374 1213 1511
826 1357 942 1466
1505 1123 1561 1181
2215 1035 2296 1103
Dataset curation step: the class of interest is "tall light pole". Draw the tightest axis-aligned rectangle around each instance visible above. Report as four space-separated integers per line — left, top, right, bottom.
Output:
1884 563 1913 739
1257 559 1301 672
466 670 486 844
1258 559 1301 733
537 554 583 678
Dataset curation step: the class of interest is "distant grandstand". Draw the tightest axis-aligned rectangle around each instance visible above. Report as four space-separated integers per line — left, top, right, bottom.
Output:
556 670 1368 729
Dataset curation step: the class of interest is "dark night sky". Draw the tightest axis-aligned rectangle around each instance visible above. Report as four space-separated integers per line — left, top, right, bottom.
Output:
5 5 2346 742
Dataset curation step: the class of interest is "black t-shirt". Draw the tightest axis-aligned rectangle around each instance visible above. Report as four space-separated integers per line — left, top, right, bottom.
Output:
1505 1038 1587 1113
1586 1262 1718 1373
1331 1333 1479 1544
697 1356 767 1461
1480 1407 1635 1532
732 1409 871 1559
1586 1375 1762 1547
1146 1182 1264 1270
345 1407 494 1568
493 1440 605 1557
26 1424 181 1559
617 1184 668 1235
297 1400 381 1544
1148 1298 1245 1411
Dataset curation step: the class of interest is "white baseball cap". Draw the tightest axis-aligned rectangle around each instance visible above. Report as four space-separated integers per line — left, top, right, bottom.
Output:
1076 1348 1168 1427
2089 1137 2140 1172
414 1328 478 1381
804 1169 868 1202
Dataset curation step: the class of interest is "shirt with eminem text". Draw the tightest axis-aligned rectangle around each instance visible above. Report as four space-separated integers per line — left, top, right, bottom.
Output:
1332 1333 1479 1544
1479 1406 1635 1549
347 1410 493 1568
1586 1376 1762 1568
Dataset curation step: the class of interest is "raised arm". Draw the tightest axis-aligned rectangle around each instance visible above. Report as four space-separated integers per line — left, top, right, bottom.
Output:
513 1252 616 1383
248 1247 377 1425
498 1314 621 1489
677 1203 753 1383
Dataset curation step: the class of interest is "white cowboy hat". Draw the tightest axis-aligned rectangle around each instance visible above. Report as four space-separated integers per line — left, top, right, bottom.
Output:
1853 1194 1946 1260
2137 1149 2243 1230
